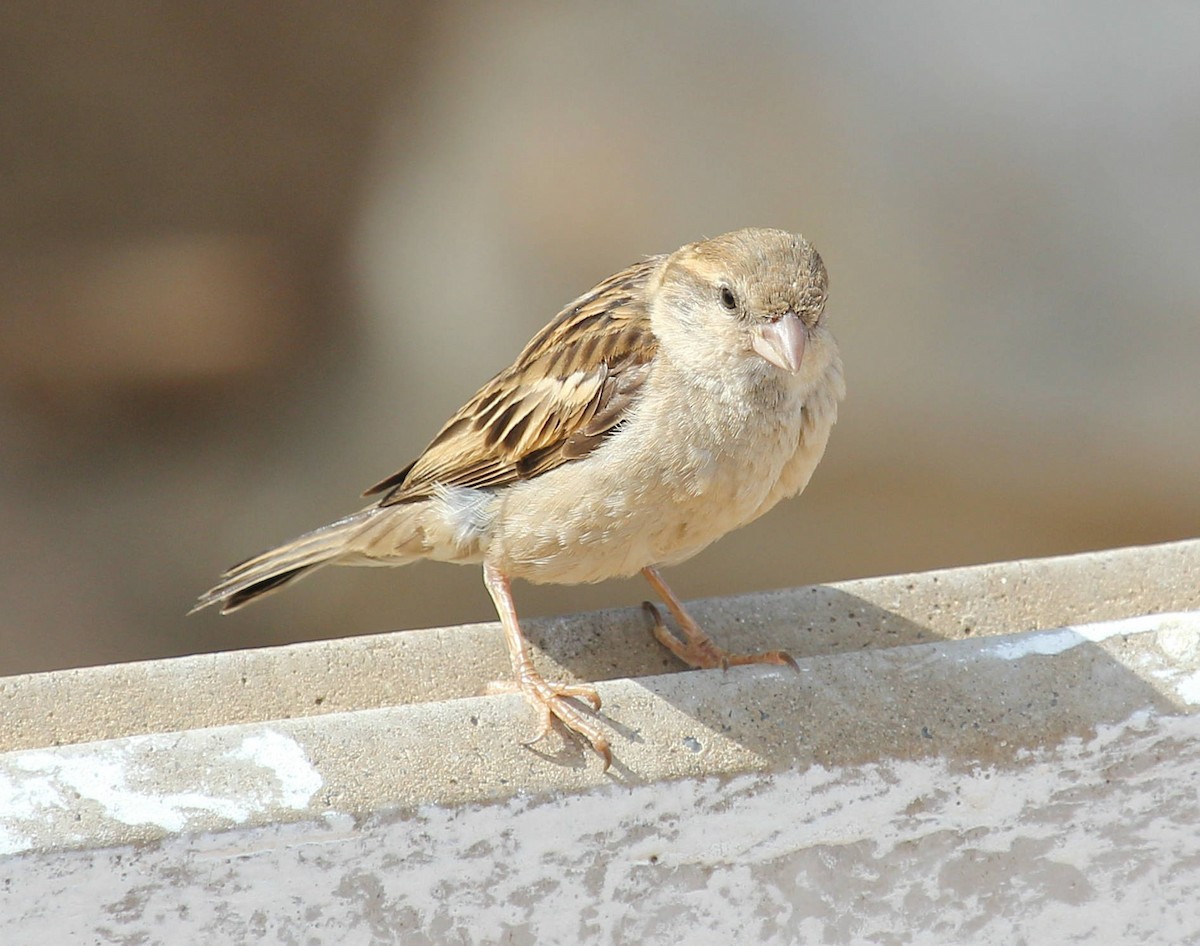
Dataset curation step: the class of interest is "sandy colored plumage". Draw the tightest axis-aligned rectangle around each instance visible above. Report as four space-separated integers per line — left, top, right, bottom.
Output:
194 227 845 768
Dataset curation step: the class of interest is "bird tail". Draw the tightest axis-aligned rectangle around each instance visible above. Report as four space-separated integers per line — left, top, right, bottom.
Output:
191 509 381 614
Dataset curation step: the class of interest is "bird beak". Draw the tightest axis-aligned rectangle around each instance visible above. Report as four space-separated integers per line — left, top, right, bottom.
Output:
751 312 807 373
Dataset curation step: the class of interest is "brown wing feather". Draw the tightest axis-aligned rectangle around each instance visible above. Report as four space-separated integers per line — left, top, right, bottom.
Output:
364 255 663 505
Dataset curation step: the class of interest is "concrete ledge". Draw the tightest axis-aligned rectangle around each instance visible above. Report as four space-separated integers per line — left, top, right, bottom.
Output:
3 538 1198 754
2 540 1199 942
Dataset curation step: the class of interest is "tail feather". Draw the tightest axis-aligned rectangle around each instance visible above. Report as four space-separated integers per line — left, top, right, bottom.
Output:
191 509 376 615
220 565 318 613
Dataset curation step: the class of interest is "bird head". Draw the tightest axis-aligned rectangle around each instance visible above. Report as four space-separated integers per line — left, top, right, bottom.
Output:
651 227 832 387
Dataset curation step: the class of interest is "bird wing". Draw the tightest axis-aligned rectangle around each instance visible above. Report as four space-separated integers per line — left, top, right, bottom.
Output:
365 255 663 505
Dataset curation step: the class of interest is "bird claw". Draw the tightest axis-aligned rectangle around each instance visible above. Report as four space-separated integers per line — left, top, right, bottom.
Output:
756 650 800 672
642 600 799 672
502 674 611 770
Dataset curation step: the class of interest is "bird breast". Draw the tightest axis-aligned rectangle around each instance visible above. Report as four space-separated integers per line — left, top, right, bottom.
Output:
486 357 821 585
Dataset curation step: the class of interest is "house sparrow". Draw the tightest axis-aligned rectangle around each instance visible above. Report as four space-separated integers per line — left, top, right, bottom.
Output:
194 227 845 769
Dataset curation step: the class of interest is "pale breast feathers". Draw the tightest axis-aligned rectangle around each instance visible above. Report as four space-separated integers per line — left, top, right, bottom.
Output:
364 257 663 505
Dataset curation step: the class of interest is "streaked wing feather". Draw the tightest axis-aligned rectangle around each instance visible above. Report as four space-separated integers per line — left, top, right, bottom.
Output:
365 255 662 504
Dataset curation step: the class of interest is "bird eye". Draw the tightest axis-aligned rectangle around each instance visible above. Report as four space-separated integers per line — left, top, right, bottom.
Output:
718 286 738 311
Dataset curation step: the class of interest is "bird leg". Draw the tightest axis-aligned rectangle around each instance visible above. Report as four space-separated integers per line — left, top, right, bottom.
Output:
483 561 612 769
641 565 799 671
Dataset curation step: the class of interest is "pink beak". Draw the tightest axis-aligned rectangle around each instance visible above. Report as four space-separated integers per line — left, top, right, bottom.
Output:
751 312 807 373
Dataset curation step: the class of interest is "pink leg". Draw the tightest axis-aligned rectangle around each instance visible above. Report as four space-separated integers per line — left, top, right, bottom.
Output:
641 566 798 671
483 561 612 769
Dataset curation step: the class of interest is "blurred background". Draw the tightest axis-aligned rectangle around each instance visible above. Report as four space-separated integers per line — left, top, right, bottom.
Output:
2 3 1198 676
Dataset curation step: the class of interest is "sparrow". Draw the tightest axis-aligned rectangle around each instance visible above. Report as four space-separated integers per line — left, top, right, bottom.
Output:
193 227 845 769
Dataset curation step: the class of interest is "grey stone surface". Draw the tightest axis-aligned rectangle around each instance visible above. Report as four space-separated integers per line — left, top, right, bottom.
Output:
2 538 1198 754
1 540 1199 943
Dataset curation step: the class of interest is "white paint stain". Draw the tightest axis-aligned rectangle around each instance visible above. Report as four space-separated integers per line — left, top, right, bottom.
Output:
0 729 322 855
10 750 249 834
231 730 324 809
1174 670 1200 706
980 611 1199 661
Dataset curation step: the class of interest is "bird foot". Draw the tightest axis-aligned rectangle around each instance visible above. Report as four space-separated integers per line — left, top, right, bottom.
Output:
488 674 612 770
643 601 799 672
